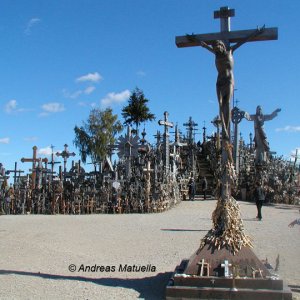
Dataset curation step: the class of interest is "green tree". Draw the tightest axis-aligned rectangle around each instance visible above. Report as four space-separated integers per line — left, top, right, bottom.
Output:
74 108 123 164
121 88 155 132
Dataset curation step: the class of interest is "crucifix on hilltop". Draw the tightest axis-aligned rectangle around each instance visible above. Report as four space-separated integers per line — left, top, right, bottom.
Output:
176 6 278 253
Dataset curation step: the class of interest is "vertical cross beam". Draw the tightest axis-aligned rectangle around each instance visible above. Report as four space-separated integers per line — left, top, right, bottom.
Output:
203 121 207 143
214 7 235 49
48 145 60 179
158 111 174 173
214 6 235 32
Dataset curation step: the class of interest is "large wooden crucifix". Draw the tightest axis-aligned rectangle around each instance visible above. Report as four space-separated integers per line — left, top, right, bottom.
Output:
176 6 278 253
176 6 277 194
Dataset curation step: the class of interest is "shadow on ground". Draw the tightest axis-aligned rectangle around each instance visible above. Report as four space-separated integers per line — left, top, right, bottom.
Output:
0 269 172 299
161 228 209 232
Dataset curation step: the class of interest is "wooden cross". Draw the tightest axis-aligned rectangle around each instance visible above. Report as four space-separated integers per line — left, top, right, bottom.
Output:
176 6 277 48
221 259 232 277
30 158 55 188
21 146 48 189
5 162 24 185
159 111 174 136
197 258 210 276
158 111 174 172
56 144 75 175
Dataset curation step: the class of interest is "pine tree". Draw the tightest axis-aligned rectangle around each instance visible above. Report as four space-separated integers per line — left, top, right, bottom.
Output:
121 88 155 132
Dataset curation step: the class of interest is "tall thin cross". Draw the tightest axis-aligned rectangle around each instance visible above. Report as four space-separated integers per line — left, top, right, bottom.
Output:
48 145 60 179
56 144 76 175
143 160 154 212
21 146 48 189
158 111 174 173
232 106 245 174
202 121 207 143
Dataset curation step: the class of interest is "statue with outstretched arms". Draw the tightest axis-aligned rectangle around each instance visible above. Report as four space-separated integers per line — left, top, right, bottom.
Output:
244 106 281 164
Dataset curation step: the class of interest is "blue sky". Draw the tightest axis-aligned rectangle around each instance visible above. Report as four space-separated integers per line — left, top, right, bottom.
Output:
1 0 300 175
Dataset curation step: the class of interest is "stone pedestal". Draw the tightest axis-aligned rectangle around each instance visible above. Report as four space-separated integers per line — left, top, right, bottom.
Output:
166 244 292 300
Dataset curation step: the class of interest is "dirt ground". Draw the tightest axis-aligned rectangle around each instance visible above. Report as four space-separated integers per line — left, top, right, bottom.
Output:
1 199 299 299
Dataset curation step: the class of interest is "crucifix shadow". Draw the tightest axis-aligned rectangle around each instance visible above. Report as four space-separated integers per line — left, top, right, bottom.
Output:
0 269 172 300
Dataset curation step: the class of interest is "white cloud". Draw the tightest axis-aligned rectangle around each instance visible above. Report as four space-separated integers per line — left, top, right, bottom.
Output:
275 126 300 132
136 70 146 77
101 90 130 108
84 86 96 95
63 86 96 99
69 90 82 99
76 72 102 83
5 100 17 113
78 101 97 108
41 102 65 113
24 136 38 142
0 137 10 144
25 18 41 35
38 146 52 156
4 99 29 114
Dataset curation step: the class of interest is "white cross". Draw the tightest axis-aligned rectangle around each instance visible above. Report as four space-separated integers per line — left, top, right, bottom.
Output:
221 260 232 277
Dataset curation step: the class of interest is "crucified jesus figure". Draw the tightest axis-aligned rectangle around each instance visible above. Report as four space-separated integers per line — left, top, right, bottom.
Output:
198 27 265 140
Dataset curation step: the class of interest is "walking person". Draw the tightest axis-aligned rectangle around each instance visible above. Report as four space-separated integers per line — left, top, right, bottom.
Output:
254 181 265 221
202 176 208 200
188 177 196 201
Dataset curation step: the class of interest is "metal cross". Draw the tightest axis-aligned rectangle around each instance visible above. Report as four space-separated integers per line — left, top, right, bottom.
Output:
56 144 76 175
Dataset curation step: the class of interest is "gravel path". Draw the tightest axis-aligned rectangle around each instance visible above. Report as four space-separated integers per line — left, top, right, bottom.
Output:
1 200 300 300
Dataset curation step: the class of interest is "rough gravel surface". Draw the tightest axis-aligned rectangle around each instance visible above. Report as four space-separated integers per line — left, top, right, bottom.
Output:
0 200 299 300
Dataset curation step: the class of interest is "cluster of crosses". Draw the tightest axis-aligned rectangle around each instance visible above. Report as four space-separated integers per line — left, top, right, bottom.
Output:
0 111 214 215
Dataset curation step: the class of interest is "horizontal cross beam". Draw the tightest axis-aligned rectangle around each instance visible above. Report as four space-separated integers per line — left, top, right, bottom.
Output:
21 157 48 163
176 27 278 48
158 120 174 128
